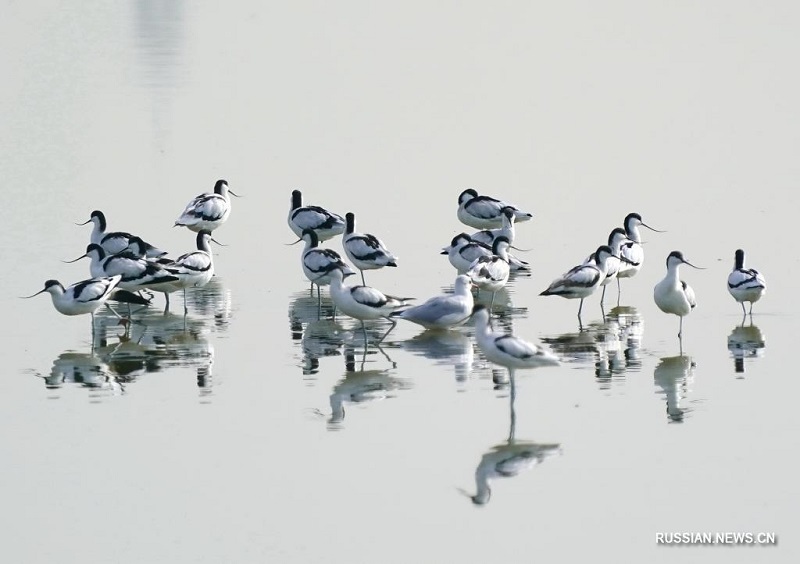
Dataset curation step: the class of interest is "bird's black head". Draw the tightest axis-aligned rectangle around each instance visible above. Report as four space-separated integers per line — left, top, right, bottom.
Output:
213 179 228 193
492 236 510 254
595 245 614 259
734 249 745 269
666 250 685 266
458 188 479 204
43 280 62 290
501 206 515 218
90 210 106 230
608 227 627 244
291 190 303 210
345 212 356 234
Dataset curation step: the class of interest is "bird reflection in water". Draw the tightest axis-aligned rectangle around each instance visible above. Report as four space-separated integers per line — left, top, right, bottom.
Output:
401 330 475 383
462 375 561 505
289 291 347 375
183 278 233 329
541 306 643 387
727 322 765 376
325 347 412 430
35 297 219 397
654 355 695 423
40 352 123 397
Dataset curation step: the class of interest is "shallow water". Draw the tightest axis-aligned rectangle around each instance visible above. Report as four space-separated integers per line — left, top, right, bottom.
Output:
2 2 798 563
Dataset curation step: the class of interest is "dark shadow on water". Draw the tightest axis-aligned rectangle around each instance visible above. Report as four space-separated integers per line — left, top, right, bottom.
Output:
461 374 561 506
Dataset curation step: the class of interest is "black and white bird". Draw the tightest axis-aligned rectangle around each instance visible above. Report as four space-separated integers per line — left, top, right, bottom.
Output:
443 233 529 274
457 189 533 229
342 212 398 285
298 229 355 304
469 206 517 247
287 189 346 241
654 251 704 349
79 210 166 258
540 245 624 326
175 179 239 233
466 237 512 309
66 244 179 292
392 275 474 330
472 304 560 378
152 231 217 313
727 249 766 316
582 227 633 306
616 212 664 290
328 268 413 342
22 275 149 327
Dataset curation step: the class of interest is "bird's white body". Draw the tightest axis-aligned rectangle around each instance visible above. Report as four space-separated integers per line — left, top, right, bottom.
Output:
542 247 614 301
288 190 345 241
342 213 397 283
472 306 560 370
457 189 533 229
300 231 354 289
162 232 215 292
30 275 122 316
654 258 696 318
175 179 235 233
467 238 512 295
727 249 766 314
328 269 412 322
393 275 474 329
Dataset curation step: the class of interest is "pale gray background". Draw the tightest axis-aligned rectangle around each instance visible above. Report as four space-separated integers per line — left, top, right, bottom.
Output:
1 2 797 562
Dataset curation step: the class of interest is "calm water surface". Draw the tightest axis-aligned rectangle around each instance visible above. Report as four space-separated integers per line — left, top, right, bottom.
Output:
2 2 798 563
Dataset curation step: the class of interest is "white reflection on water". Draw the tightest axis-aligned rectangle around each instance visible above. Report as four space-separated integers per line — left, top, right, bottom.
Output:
653 355 696 423
541 306 644 388
727 322 766 377
462 375 561 506
401 330 475 383
32 282 230 400
325 347 412 431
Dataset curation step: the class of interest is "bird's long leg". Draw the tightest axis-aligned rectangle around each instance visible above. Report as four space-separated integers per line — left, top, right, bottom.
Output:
183 288 188 315
749 302 754 316
90 312 96 346
601 285 606 307
490 292 496 311
378 317 397 343
310 282 314 296
361 320 369 347
360 270 366 286
164 293 170 315
577 298 584 330
741 302 747 316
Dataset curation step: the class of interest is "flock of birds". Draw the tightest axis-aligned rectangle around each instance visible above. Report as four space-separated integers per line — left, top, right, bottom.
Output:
288 187 768 375
26 181 768 380
24 179 239 328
